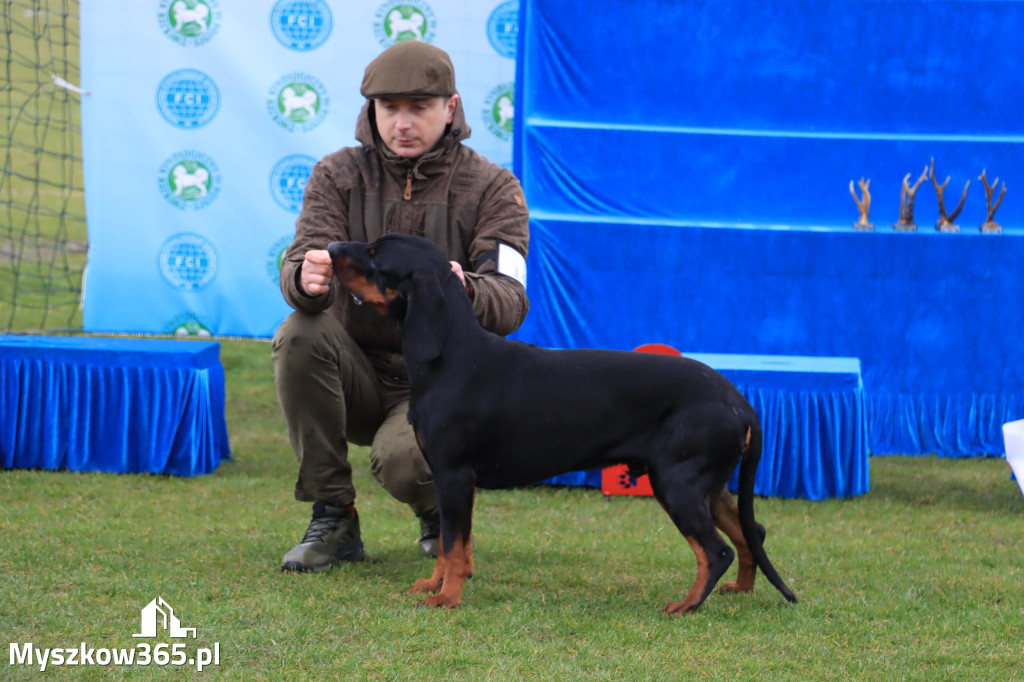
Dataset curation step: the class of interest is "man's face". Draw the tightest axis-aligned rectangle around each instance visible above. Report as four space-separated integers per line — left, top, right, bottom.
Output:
374 95 458 159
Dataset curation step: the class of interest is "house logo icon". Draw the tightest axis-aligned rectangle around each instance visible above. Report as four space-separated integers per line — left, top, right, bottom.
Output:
133 597 197 639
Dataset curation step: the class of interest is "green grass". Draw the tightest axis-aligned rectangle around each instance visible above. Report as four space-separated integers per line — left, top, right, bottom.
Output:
2 3 1023 679
2 339 1023 680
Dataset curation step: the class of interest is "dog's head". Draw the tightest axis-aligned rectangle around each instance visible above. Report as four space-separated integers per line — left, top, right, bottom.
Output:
328 234 455 362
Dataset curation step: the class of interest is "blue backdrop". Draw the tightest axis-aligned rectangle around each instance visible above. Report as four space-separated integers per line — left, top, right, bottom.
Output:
513 0 1024 456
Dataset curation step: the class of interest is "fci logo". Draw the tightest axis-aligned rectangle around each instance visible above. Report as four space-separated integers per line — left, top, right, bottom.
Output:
267 74 329 133
483 82 515 141
159 151 220 210
266 235 292 284
159 0 221 46
156 69 220 129
158 233 219 291
487 1 518 59
270 0 332 50
374 0 436 45
166 313 214 337
269 154 315 212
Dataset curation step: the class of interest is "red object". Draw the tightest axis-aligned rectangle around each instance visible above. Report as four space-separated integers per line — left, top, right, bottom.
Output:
631 343 682 357
601 344 682 497
601 463 654 497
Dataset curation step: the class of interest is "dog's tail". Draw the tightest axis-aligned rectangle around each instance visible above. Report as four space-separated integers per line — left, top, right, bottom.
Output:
738 422 798 603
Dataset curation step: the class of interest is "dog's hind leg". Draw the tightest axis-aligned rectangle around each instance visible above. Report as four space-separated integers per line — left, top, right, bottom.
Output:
711 487 766 594
650 472 735 615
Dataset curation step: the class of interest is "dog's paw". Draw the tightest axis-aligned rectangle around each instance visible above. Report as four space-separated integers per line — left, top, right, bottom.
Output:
717 580 753 594
661 600 700 616
408 578 442 595
421 593 461 609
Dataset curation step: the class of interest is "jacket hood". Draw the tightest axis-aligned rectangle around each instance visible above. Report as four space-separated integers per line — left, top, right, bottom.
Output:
354 94 472 160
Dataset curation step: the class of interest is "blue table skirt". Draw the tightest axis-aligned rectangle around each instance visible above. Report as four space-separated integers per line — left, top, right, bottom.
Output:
1 336 230 476
544 354 869 500
870 391 1023 457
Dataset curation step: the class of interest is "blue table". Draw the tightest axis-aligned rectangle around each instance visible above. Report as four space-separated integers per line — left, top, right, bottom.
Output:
546 352 869 500
1 335 230 476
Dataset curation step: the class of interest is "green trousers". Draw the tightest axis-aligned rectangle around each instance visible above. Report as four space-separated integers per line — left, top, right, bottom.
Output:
271 311 437 520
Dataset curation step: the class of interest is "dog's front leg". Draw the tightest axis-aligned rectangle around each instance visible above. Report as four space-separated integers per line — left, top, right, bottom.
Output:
422 529 473 609
408 548 446 596
411 472 475 609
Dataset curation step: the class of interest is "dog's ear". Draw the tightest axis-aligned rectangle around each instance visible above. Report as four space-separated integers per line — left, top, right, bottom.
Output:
400 268 451 363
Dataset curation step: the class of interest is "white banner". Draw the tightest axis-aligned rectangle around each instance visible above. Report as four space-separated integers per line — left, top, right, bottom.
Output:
80 0 518 336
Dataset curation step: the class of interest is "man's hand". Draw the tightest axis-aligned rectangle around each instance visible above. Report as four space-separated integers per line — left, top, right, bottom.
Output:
300 249 333 296
450 261 465 285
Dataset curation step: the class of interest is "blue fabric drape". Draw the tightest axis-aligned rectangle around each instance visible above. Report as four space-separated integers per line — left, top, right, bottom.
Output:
544 470 602 488
515 0 1024 228
727 384 869 500
870 391 1023 457
514 1 1024 460
1 336 230 476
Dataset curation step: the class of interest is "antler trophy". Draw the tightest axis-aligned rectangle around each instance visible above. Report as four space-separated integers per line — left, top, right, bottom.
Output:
929 158 969 233
893 166 929 231
978 169 1006 234
849 177 873 230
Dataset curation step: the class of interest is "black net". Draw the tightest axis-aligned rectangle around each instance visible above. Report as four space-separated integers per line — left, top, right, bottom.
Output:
1 0 85 333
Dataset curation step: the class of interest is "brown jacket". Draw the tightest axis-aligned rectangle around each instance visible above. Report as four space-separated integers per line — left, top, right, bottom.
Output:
279 97 530 378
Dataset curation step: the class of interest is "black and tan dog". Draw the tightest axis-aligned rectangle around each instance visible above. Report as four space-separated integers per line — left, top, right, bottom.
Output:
328 234 797 614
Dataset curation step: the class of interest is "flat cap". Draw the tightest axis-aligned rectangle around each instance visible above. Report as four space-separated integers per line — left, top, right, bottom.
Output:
360 41 456 99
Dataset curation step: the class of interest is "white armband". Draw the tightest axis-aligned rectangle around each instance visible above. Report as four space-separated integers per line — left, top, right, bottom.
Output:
497 243 527 289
